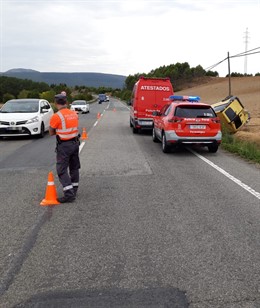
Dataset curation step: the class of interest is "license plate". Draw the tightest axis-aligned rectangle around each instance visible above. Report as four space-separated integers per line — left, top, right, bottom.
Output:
140 121 153 126
190 125 206 129
7 127 22 131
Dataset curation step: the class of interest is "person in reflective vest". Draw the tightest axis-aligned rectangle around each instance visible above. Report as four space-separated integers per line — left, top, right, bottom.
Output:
49 93 81 203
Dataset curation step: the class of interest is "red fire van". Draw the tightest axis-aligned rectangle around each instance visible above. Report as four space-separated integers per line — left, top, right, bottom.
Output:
129 77 174 133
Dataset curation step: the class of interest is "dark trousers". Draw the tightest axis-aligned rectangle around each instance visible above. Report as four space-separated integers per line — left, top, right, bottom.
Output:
56 140 80 197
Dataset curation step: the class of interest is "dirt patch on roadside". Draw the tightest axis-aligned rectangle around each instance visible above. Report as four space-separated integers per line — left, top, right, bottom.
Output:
176 76 260 146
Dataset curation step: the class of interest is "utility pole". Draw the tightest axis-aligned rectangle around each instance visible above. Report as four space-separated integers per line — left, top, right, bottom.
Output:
244 28 249 75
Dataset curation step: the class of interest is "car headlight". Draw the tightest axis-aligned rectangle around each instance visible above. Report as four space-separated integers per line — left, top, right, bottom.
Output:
26 116 39 124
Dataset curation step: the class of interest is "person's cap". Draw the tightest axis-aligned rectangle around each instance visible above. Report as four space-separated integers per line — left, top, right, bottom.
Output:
54 93 67 104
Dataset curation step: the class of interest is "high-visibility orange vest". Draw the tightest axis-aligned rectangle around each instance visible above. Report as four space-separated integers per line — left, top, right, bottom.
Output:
50 109 79 140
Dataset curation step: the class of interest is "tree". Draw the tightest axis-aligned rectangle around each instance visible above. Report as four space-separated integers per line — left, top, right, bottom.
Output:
40 90 56 103
18 89 29 98
27 90 40 98
3 93 15 103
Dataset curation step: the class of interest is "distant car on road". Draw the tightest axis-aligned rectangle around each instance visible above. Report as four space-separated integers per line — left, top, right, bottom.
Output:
0 98 54 138
152 95 222 153
106 95 110 102
98 94 107 104
70 100 90 114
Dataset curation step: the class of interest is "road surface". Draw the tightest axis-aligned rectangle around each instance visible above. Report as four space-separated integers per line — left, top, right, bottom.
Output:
0 98 259 307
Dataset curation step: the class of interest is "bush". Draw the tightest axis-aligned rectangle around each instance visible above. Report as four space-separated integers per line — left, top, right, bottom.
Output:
221 130 260 164
3 93 15 103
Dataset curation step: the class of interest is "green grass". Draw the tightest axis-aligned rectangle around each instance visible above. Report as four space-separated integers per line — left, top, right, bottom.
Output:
221 129 260 164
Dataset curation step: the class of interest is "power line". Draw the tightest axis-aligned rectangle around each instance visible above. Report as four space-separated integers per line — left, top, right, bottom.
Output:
205 46 260 72
231 46 260 58
204 57 227 71
231 51 260 58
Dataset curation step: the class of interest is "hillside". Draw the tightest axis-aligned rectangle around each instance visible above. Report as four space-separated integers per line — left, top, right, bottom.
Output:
176 76 260 146
1 69 126 89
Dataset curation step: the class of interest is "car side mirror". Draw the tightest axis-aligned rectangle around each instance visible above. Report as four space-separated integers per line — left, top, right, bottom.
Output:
41 108 48 113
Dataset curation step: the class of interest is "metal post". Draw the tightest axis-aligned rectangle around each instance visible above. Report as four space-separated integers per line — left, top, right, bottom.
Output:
228 52 231 96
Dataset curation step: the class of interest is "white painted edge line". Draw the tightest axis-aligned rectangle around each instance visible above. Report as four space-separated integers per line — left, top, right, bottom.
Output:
79 141 85 154
117 100 130 110
189 148 260 200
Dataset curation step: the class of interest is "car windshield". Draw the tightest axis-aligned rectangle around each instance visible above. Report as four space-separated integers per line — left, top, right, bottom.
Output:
72 102 86 105
175 106 216 118
1 101 39 113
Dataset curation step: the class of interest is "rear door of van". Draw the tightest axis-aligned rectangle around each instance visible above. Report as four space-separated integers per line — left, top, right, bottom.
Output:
131 78 173 132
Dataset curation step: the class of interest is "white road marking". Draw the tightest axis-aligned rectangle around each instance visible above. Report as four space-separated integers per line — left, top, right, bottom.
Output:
189 148 260 200
79 103 108 152
118 100 130 110
79 100 125 154
79 141 85 153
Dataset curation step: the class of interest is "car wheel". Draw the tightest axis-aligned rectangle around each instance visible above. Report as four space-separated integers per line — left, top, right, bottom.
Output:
208 144 219 153
162 132 170 153
152 128 159 143
38 122 45 138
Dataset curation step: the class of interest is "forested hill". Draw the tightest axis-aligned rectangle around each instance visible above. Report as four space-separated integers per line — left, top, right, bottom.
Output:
1 69 126 88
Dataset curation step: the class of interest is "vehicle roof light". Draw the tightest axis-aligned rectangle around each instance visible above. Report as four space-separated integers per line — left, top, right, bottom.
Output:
169 95 201 102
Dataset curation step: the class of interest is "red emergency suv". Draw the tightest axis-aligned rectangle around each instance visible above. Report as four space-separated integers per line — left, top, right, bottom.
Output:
152 95 222 153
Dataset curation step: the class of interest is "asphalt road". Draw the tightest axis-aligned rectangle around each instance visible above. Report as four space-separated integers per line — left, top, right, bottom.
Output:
0 98 259 307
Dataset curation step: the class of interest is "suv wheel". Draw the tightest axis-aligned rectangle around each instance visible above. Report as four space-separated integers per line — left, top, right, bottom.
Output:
162 132 170 153
208 144 218 153
152 128 159 143
132 126 139 134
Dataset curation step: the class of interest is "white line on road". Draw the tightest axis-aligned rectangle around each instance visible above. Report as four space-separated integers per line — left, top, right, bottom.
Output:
79 141 85 154
189 148 260 200
117 100 130 110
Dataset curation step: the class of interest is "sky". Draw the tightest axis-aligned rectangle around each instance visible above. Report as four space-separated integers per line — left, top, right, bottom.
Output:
0 0 260 77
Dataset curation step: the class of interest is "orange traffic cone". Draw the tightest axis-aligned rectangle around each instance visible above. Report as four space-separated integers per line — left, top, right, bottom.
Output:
97 112 101 119
40 172 60 206
81 128 88 140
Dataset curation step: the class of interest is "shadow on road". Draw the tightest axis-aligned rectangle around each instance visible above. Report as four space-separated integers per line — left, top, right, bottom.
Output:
14 287 189 307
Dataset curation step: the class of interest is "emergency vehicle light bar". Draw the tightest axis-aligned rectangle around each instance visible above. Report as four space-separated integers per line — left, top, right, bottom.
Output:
169 95 201 102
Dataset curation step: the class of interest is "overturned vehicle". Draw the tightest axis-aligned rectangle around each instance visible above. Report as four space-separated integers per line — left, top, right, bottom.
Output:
211 96 250 133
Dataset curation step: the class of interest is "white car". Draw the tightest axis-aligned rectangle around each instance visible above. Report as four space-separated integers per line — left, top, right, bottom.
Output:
0 99 54 138
70 100 90 114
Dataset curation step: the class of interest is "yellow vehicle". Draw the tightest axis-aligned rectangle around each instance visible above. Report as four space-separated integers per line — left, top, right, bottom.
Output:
211 96 250 133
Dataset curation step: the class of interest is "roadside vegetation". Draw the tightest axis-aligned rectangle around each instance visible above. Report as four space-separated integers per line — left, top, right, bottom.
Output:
221 130 260 164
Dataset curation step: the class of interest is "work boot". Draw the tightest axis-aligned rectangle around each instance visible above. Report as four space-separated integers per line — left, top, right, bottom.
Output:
58 195 76 203
73 187 78 196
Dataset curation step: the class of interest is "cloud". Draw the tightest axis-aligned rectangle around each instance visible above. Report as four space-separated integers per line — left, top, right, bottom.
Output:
1 0 259 76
